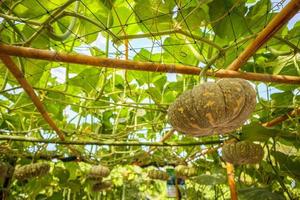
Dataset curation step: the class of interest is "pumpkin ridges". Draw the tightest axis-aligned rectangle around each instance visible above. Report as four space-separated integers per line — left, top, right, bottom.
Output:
88 165 110 179
14 163 50 181
147 169 169 180
168 90 213 135
168 91 195 132
194 83 226 127
92 180 112 192
175 90 204 133
224 79 256 128
222 141 264 165
192 83 226 127
216 79 246 125
168 78 256 136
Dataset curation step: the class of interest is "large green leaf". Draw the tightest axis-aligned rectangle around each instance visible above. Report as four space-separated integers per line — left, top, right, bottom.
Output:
134 0 175 32
68 68 102 93
272 151 300 180
208 0 249 41
239 187 285 200
241 122 280 142
192 174 226 185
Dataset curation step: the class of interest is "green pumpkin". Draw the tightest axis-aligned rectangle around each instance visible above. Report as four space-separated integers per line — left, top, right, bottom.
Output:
147 169 169 181
14 163 50 181
222 141 264 165
168 78 256 136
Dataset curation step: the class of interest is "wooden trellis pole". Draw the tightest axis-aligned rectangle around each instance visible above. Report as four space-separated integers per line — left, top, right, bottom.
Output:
0 44 300 84
226 162 238 200
227 0 300 71
262 107 300 127
0 54 66 141
0 135 222 146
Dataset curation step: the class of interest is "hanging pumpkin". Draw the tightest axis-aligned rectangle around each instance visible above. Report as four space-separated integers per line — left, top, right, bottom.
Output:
168 78 256 136
175 165 197 179
88 165 110 179
92 180 112 192
222 141 264 165
0 162 9 186
147 169 169 181
14 162 50 181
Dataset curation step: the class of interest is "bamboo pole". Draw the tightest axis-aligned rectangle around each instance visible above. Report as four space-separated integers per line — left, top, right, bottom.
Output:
262 107 300 127
0 44 300 84
0 135 222 146
0 54 66 141
227 0 300 71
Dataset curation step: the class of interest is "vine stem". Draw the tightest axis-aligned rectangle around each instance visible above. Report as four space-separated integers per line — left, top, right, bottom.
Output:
0 134 222 146
1 44 300 84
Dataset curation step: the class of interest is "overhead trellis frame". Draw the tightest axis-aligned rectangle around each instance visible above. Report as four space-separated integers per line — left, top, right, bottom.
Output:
0 44 300 84
0 0 299 148
227 0 300 71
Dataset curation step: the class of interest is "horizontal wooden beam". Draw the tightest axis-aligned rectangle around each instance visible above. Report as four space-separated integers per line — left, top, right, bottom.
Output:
227 0 300 71
0 44 300 84
0 135 222 146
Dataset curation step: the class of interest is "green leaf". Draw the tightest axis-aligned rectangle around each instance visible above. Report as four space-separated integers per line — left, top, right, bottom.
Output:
208 0 248 41
175 5 207 31
272 151 300 180
239 187 285 200
134 0 175 32
64 162 80 181
22 25 50 49
241 122 280 142
68 68 101 93
192 174 226 185
53 166 70 185
246 0 272 32
163 37 199 65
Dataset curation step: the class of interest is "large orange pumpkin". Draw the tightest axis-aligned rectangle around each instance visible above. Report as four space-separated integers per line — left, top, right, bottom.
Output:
168 78 256 136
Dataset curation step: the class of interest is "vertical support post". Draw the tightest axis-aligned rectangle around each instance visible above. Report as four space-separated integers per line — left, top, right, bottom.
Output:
226 162 238 200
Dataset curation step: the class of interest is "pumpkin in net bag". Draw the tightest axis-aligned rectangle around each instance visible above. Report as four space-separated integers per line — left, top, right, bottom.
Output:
168 78 256 136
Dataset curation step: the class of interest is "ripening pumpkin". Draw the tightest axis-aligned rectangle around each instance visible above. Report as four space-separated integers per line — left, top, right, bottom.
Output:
14 163 50 181
147 169 169 181
92 180 112 192
168 78 256 136
88 165 110 179
175 165 197 179
0 162 9 186
222 141 264 165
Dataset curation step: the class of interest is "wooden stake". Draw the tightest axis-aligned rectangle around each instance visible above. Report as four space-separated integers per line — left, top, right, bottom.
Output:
262 107 300 127
226 162 238 200
227 0 300 71
0 54 66 141
0 44 300 84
